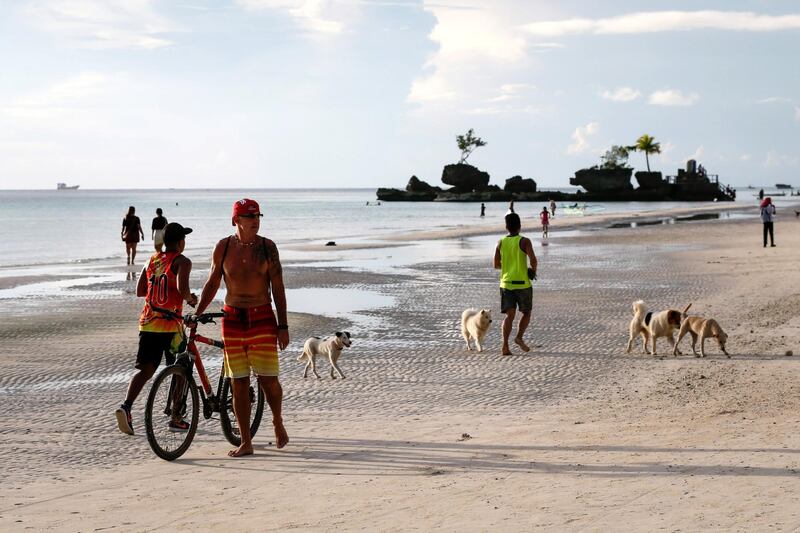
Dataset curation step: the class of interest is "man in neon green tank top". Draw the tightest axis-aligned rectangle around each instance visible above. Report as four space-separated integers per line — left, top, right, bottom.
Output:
493 213 538 355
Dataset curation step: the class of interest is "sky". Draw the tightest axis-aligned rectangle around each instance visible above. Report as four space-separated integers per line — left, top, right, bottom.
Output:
0 0 798 190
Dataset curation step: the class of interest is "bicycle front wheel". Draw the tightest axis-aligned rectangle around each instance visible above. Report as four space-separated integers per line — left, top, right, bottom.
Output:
220 377 265 446
144 365 200 461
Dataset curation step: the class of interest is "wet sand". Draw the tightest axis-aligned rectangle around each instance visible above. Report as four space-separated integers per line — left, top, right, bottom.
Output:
1 207 799 531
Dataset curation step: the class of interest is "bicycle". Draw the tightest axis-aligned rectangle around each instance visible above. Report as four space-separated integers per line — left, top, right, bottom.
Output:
144 311 265 461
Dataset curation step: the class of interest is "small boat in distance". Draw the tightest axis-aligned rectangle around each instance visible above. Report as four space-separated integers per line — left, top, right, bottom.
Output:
57 183 79 190
775 183 792 189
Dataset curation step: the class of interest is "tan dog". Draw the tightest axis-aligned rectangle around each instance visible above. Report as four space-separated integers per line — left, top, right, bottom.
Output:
626 300 692 355
673 316 729 358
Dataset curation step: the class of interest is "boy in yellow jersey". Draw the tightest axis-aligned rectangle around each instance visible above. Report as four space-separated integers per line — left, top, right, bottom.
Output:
493 213 538 355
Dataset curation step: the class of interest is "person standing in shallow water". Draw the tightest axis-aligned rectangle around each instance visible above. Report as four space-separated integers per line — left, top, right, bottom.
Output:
494 213 537 356
194 198 290 457
549 199 556 218
151 208 168 252
480 203 486 217
122 206 144 265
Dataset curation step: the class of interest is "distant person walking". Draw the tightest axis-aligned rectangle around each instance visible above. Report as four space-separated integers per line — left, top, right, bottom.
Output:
549 199 556 217
151 208 168 252
122 206 145 265
507 200 515 215
480 203 486 217
758 189 764 200
494 213 538 356
760 197 776 247
539 207 550 238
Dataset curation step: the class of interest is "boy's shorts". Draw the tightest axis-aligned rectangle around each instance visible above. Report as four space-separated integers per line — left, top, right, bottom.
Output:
136 331 177 369
500 287 533 314
222 304 279 378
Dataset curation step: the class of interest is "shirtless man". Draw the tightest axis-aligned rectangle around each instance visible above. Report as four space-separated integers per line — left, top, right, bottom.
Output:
194 199 290 457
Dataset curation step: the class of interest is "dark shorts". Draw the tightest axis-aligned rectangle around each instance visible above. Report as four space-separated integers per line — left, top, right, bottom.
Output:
500 287 533 314
135 331 177 369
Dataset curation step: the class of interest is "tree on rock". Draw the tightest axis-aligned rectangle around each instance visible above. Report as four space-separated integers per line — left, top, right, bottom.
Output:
630 134 661 172
599 145 630 169
456 129 487 164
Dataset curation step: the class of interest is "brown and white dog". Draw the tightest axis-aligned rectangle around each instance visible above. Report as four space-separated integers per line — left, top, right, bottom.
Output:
626 300 692 355
673 316 729 358
298 332 352 379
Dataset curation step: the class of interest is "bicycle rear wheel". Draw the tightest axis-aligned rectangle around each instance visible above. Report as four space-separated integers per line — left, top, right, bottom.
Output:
220 377 265 446
144 365 199 461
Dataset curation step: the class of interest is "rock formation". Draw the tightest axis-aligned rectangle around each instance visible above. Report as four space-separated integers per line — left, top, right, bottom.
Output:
406 175 440 193
570 168 633 192
441 163 490 192
504 175 537 193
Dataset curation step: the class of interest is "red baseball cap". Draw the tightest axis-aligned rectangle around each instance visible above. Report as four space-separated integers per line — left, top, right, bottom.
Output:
232 198 261 226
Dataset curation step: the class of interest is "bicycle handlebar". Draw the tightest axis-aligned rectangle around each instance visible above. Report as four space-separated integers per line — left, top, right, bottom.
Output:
150 305 225 325
192 312 225 325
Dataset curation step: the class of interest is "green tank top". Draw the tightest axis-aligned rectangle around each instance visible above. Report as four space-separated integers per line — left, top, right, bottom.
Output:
499 235 531 290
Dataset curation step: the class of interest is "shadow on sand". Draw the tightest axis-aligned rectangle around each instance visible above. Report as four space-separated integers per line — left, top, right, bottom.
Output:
180 436 800 478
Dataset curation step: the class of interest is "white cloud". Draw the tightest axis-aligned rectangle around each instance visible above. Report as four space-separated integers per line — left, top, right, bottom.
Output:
487 83 535 102
530 42 565 49
765 150 799 167
522 11 800 37
656 141 675 163
1 72 126 121
685 145 705 162
757 96 792 104
408 1 554 106
23 0 174 49
237 0 349 34
566 121 598 155
739 153 751 161
648 89 699 106
601 86 641 102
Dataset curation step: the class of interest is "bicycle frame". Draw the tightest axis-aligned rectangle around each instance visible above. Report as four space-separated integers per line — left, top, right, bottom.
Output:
181 322 227 419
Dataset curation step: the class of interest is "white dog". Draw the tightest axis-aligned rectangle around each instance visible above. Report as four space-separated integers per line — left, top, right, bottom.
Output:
461 308 492 352
626 300 692 355
298 332 352 379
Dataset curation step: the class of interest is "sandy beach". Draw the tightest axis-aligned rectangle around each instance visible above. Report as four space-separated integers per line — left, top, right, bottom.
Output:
2 206 800 531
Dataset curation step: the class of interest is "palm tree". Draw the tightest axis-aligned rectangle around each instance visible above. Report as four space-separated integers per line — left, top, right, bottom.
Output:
630 134 661 172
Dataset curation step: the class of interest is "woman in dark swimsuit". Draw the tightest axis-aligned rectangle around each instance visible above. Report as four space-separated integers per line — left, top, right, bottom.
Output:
121 206 145 265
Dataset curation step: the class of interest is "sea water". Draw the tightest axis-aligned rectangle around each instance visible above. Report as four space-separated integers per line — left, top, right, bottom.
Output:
0 187 786 270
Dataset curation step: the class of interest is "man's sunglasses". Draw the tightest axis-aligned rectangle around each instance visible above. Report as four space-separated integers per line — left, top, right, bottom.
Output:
239 214 263 219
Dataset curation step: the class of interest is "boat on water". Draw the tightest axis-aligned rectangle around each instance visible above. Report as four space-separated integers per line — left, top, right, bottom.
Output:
57 183 79 190
775 183 792 189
